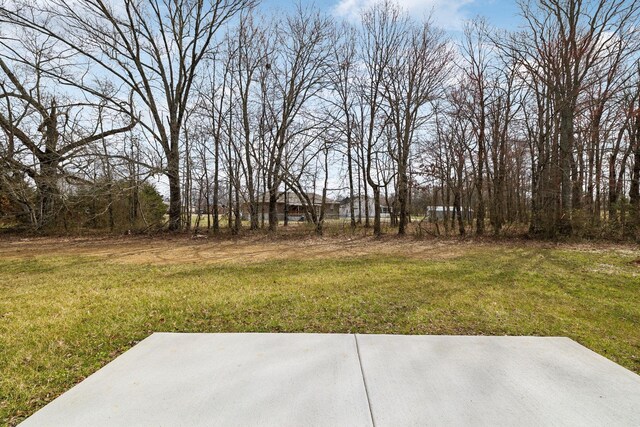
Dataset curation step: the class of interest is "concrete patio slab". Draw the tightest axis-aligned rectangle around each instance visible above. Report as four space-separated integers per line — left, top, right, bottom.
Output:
21 333 373 427
356 335 640 426
21 333 640 426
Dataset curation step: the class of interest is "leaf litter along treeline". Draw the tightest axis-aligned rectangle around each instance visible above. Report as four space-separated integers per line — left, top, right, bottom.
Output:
1 0 640 239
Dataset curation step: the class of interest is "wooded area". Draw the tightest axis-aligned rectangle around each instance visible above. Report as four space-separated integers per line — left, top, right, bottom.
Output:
1 0 640 239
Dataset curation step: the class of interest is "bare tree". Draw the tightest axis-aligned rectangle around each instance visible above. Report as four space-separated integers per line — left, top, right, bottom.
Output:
261 6 332 232
380 12 451 235
0 29 135 229
328 23 358 230
2 0 253 230
510 0 640 235
358 0 405 236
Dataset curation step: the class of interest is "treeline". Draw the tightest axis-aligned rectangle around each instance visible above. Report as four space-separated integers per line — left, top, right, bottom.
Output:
1 0 639 238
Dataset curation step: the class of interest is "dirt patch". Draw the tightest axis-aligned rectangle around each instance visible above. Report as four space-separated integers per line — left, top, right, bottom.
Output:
1 234 638 266
107 236 465 265
0 235 466 265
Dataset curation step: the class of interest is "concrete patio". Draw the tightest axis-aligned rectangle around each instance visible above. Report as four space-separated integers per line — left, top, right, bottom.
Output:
22 333 640 426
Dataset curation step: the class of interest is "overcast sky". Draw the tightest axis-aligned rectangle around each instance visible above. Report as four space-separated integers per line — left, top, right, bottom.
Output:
258 0 520 31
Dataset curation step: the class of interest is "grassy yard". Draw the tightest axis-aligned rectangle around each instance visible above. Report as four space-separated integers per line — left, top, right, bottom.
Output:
1 236 639 425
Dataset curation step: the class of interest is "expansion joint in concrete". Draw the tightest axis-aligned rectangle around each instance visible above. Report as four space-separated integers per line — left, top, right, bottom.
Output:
354 334 376 427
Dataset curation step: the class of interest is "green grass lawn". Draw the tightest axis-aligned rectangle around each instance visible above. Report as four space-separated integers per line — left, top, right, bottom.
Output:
1 238 639 425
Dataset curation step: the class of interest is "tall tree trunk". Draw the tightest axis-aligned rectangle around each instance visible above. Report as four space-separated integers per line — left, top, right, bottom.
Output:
347 132 356 230
167 145 181 231
212 133 220 233
361 145 370 228
476 142 485 236
316 147 330 236
454 159 465 236
628 113 640 237
372 187 381 236
36 159 59 230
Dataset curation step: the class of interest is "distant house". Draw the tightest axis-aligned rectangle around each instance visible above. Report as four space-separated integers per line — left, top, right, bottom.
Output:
425 206 473 221
339 196 391 219
252 192 340 221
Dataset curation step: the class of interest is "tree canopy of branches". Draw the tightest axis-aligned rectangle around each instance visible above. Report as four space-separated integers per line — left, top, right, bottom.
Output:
1 0 640 241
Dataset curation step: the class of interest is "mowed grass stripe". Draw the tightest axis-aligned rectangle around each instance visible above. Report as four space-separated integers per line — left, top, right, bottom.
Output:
1 244 639 425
